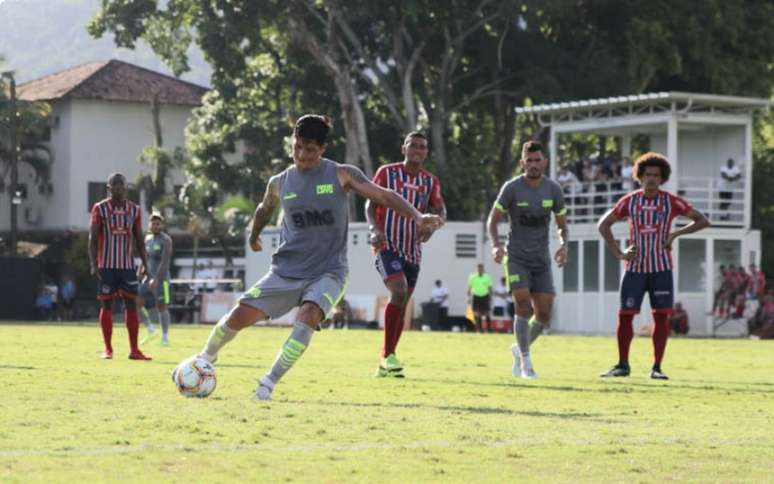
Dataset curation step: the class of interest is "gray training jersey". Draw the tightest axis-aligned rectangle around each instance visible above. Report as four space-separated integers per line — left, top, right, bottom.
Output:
271 158 349 279
495 175 566 269
145 232 172 279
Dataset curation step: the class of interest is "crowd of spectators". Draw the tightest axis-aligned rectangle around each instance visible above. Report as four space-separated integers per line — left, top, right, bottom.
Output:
556 154 637 216
712 264 769 338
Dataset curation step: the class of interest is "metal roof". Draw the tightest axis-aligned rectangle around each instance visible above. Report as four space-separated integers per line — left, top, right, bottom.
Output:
516 92 771 115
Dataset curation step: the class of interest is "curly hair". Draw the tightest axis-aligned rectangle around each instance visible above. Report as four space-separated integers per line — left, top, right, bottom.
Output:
633 152 671 183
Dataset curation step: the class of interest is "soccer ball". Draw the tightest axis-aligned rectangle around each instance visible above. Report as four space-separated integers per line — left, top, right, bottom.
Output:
173 357 217 398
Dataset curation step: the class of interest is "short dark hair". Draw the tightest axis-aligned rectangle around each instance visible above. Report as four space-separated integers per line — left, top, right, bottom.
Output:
521 140 544 159
294 114 332 145
633 152 671 183
403 131 427 144
107 172 126 185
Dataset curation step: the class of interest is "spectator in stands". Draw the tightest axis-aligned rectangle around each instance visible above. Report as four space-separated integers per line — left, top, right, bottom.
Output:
35 284 54 321
557 165 581 196
748 264 766 302
719 158 741 218
330 298 352 329
492 277 510 319
44 280 61 322
60 274 76 321
430 279 449 329
620 157 634 192
594 170 611 215
199 261 220 292
749 294 774 339
669 302 689 335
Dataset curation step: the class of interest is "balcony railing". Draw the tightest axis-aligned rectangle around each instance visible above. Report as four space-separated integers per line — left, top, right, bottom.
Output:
559 176 745 226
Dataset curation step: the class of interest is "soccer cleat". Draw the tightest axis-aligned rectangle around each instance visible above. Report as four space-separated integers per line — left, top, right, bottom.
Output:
140 330 158 346
100 350 113 359
650 368 669 380
599 364 631 377
160 338 170 347
375 366 405 378
382 353 404 371
511 344 522 377
128 350 152 361
520 366 538 380
255 376 274 401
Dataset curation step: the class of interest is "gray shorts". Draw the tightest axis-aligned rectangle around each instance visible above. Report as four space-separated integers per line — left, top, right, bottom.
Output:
505 256 554 295
139 279 171 306
239 270 348 319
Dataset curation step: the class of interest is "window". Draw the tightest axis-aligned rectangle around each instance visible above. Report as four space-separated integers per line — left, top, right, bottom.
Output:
583 240 599 292
455 233 477 258
678 239 706 292
604 240 621 291
563 240 579 292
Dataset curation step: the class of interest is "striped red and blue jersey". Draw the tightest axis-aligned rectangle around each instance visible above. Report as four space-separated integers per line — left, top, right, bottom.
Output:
372 162 443 265
90 198 142 270
613 190 693 273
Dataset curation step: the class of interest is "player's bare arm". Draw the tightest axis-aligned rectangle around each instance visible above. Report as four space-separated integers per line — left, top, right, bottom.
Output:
666 209 710 248
248 175 280 252
88 221 101 280
364 198 386 249
420 198 447 242
598 209 636 261
554 214 570 268
487 204 507 264
338 164 443 232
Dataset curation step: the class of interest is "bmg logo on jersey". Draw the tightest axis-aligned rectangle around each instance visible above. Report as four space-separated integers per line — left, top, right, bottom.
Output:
292 209 335 228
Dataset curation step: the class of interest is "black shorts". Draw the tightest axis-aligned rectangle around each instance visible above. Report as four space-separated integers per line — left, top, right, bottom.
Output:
472 295 490 312
97 269 139 300
620 270 673 314
375 249 420 289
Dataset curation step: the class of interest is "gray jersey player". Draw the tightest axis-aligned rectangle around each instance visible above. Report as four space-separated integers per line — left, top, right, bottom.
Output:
179 115 443 400
487 141 570 379
139 213 173 345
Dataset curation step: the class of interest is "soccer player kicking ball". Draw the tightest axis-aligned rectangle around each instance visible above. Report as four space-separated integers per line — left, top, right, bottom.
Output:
366 131 446 378
487 141 569 379
184 115 443 400
89 173 152 360
598 153 709 380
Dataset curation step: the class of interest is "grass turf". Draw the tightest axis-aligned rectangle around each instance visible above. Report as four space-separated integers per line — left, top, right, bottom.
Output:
1 323 772 483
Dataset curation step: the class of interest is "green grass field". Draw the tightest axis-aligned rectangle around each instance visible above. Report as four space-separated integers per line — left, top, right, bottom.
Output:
1 323 772 483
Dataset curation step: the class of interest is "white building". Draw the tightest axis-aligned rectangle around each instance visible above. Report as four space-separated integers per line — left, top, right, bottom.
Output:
1 59 207 232
246 92 771 337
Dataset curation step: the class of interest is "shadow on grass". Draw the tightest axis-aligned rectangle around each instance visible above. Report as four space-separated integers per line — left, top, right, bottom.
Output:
283 398 618 423
408 376 774 396
0 364 37 370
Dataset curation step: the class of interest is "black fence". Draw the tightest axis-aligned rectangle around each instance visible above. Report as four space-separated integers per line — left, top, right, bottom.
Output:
0 257 43 320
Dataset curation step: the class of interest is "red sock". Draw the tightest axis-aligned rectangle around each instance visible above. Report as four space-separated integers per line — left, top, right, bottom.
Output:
99 307 113 352
125 307 140 353
382 303 403 357
392 289 414 352
616 311 634 364
652 311 670 365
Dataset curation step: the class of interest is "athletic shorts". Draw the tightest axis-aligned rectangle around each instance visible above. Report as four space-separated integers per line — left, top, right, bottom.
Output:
620 270 674 314
97 269 139 300
374 249 420 288
239 270 348 319
140 279 171 307
472 295 490 312
505 256 555 294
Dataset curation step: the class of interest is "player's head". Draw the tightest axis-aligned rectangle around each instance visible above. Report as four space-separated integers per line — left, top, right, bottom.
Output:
633 152 671 189
519 141 546 180
401 131 429 165
149 212 164 234
106 173 127 201
435 279 442 287
293 114 331 169
477 263 484 274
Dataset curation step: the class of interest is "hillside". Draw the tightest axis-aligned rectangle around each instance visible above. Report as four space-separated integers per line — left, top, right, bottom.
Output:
0 0 211 86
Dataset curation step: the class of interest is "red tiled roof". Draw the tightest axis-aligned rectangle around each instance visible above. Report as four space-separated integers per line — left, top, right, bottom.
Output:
17 60 207 105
